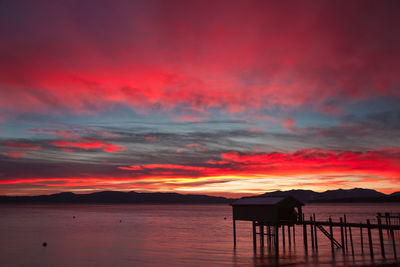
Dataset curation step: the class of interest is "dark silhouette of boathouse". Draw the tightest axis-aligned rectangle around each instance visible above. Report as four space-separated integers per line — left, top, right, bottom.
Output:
230 197 400 263
231 196 303 249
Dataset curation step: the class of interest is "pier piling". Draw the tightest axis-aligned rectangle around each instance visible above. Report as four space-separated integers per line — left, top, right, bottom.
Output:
367 219 374 260
329 217 334 253
303 219 308 253
313 214 318 252
260 224 264 247
391 227 397 261
252 221 257 248
349 226 354 256
268 225 271 246
293 225 295 245
275 224 279 256
360 225 364 254
310 216 315 251
377 215 385 258
340 217 345 253
233 219 237 247
344 214 348 252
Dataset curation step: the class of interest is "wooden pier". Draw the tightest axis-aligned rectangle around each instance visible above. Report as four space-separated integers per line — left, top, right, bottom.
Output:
231 197 400 263
246 213 400 261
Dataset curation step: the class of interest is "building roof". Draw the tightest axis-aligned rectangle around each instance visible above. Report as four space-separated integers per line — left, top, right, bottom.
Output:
230 196 303 206
231 197 284 205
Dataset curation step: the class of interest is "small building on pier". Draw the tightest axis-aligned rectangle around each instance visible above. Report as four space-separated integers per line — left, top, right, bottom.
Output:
230 196 304 248
231 196 303 225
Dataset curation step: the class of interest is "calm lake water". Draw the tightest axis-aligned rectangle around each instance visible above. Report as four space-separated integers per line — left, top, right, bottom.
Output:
0 203 399 266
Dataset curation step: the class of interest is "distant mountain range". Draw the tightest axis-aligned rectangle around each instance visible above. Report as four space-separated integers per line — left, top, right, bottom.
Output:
0 191 232 204
0 188 399 204
258 188 400 203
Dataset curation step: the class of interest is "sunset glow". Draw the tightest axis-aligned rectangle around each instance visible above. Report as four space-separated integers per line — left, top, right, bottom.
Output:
1 0 399 196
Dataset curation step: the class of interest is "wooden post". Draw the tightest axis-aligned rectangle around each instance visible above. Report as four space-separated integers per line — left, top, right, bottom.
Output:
275 224 279 256
310 216 315 251
377 216 385 258
303 219 308 253
367 219 374 260
344 214 348 252
297 206 304 222
282 224 285 249
390 227 397 262
268 225 271 247
398 213 400 228
349 226 354 256
233 219 237 247
288 224 291 247
252 221 257 248
360 226 364 254
340 217 345 253
329 217 334 254
260 224 264 247
385 212 390 236
293 225 296 245
313 213 318 252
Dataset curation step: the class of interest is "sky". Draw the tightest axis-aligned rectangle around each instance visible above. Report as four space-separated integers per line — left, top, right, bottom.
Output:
0 0 400 197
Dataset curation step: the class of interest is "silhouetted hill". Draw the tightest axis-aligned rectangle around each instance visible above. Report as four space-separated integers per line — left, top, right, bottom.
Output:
1 188 399 204
259 188 399 203
0 191 233 204
391 191 400 197
258 189 319 203
320 188 385 200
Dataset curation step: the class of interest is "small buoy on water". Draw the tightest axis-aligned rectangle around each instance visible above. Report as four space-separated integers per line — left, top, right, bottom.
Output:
42 242 47 247
73 216 76 219
224 217 227 220
120 220 122 223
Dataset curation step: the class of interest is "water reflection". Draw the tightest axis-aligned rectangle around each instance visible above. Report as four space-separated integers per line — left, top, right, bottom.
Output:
0 203 399 266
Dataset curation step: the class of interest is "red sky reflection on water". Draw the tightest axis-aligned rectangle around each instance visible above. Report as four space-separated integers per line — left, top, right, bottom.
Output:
0 0 400 196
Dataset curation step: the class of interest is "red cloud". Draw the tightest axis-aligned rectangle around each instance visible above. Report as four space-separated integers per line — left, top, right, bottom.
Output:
118 165 143 171
217 149 400 179
185 143 205 151
1 148 400 195
117 149 400 182
119 164 208 172
29 128 80 139
6 141 41 150
4 151 27 158
3 142 41 158
186 143 200 147
283 118 296 132
103 143 125 153
52 139 125 153
1 1 399 116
